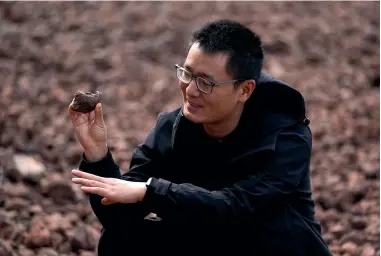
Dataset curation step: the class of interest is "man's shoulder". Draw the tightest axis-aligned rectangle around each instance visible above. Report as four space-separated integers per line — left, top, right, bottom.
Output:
258 71 287 86
149 107 182 140
156 107 182 126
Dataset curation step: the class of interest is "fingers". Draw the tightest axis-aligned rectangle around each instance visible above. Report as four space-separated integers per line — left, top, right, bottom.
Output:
72 177 108 189
81 186 109 197
68 100 92 122
69 104 91 127
89 110 95 123
68 101 78 121
94 103 105 127
72 170 114 198
68 99 74 112
72 169 106 182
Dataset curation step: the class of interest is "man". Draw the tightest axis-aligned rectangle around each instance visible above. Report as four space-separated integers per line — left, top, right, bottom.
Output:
69 20 332 256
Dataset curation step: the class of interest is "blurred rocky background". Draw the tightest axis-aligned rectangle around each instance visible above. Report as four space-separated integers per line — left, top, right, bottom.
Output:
0 2 379 256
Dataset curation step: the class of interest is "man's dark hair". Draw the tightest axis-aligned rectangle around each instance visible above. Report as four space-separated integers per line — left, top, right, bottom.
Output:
189 19 264 85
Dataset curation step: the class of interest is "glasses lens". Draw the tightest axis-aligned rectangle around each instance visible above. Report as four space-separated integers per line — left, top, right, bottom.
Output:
177 68 192 84
196 77 213 94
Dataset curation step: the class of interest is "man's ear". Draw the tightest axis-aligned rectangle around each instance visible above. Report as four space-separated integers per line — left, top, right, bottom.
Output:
238 79 256 103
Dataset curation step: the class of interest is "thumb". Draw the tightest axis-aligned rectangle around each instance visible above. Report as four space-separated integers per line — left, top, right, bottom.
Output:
94 103 105 127
101 197 116 205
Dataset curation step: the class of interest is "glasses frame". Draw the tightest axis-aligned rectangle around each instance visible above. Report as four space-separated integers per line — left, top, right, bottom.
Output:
174 64 246 95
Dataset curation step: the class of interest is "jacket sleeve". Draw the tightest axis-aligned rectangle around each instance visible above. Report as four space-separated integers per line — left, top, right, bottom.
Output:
78 113 168 229
142 125 312 223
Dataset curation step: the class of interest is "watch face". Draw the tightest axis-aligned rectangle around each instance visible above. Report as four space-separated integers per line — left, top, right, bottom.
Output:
146 177 152 187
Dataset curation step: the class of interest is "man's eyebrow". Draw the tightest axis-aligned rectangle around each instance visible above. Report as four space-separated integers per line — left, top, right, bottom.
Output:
184 64 215 81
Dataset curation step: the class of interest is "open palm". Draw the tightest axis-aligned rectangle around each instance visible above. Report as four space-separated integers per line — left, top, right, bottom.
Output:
72 169 146 204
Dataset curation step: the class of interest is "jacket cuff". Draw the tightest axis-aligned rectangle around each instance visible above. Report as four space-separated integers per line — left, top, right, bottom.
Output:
78 148 122 179
143 178 172 213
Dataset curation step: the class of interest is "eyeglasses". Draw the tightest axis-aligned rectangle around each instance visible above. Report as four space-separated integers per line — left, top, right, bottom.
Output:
174 64 245 95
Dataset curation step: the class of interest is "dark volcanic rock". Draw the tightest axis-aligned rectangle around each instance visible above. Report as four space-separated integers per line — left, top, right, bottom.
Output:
71 91 102 113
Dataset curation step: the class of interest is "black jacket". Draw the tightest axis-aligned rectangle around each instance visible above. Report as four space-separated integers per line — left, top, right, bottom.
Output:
79 72 332 256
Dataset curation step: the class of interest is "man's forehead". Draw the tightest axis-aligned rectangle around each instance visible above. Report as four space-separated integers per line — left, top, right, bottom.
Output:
184 43 229 77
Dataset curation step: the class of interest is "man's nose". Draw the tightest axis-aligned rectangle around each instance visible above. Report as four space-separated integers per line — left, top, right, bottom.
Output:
186 79 201 97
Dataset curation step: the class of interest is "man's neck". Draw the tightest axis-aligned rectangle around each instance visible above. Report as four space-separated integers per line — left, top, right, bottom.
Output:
203 106 244 139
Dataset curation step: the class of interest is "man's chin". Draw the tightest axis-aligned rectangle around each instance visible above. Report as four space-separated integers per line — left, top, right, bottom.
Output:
183 108 204 124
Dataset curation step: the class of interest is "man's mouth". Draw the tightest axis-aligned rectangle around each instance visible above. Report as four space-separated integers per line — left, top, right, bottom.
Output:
188 101 202 108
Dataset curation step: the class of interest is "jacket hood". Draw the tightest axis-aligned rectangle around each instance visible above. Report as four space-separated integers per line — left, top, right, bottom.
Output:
240 71 308 137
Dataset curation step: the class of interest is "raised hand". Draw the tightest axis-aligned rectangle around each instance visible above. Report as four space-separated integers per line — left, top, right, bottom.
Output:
68 102 108 161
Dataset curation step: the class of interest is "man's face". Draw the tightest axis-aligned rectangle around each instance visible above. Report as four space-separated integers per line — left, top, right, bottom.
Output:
180 43 244 125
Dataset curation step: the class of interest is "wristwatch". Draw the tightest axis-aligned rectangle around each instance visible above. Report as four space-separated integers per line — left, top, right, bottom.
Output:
146 177 152 187
145 177 158 191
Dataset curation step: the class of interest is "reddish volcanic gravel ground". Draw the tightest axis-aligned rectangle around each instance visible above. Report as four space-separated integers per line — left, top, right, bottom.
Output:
0 2 379 256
